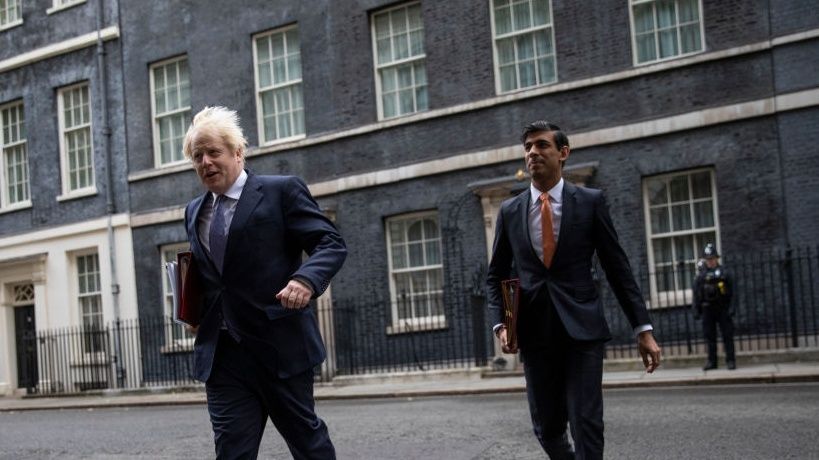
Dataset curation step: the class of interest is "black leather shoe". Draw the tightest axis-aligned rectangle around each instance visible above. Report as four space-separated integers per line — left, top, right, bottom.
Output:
727 361 736 370
703 362 718 371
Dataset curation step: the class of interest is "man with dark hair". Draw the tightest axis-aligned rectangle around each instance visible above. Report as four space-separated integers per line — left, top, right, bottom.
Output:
487 120 661 459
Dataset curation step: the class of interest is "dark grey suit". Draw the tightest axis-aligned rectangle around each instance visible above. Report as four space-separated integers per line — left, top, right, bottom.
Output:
487 181 651 459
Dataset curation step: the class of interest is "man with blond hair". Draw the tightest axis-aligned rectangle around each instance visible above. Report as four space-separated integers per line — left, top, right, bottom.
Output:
182 106 346 459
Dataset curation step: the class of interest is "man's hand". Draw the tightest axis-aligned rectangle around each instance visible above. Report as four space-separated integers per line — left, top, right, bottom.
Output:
185 324 199 335
638 330 661 373
276 279 314 309
497 327 518 354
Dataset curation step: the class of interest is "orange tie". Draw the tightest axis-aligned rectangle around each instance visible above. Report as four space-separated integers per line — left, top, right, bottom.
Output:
541 192 556 268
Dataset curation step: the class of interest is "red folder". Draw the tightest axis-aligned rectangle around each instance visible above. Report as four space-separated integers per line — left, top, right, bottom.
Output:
501 278 521 352
176 251 202 327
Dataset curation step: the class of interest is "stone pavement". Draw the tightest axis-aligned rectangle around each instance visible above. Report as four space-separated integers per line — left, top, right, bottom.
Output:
1 360 818 413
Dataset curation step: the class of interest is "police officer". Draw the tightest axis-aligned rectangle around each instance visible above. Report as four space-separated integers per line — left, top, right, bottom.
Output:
692 243 736 370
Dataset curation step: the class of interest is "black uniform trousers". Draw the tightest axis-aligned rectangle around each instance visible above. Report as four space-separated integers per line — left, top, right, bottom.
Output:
520 297 605 460
702 306 735 365
205 331 335 460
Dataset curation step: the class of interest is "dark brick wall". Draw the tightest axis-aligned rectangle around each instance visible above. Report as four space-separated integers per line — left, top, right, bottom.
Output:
770 0 819 36
774 39 819 94
777 107 819 247
0 40 128 236
0 0 116 61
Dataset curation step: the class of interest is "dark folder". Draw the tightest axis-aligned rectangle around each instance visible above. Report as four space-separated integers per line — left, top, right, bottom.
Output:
501 278 521 351
176 251 202 327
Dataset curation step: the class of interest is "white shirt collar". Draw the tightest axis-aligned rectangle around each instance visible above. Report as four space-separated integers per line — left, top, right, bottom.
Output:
529 177 564 206
211 169 247 202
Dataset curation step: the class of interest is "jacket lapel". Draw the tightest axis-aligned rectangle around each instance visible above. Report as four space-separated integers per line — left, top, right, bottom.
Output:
517 190 542 265
223 172 263 266
553 181 576 264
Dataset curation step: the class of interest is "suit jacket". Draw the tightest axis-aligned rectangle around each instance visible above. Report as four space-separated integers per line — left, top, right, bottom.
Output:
185 172 347 381
486 181 650 349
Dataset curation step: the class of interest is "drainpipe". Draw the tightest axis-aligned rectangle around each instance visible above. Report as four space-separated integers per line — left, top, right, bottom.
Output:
96 0 124 387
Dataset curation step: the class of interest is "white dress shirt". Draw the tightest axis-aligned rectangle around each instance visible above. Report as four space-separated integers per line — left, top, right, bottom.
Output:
197 170 248 252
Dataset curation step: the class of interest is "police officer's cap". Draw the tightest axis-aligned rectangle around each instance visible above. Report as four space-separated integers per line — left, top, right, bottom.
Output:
702 243 719 258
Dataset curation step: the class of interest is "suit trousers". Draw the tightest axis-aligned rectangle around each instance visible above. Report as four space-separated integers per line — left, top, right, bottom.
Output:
521 301 605 460
702 306 736 365
205 331 335 460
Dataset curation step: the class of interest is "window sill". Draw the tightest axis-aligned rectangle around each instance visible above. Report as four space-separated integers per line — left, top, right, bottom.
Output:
646 289 694 309
57 187 98 202
46 0 86 15
0 19 23 32
160 340 195 354
496 79 558 97
634 49 705 68
378 109 429 123
260 133 307 147
0 201 32 215
386 317 448 335
154 158 190 170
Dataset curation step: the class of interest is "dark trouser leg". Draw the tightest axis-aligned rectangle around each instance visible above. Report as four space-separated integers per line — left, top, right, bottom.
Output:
702 310 718 366
717 308 736 364
523 348 574 460
565 340 605 460
262 368 335 460
206 333 267 460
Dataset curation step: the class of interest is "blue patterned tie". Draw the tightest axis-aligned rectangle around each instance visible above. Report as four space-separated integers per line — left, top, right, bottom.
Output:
208 194 227 273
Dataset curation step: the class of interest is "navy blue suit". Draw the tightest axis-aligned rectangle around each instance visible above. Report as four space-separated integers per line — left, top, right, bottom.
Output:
487 182 651 459
185 172 346 459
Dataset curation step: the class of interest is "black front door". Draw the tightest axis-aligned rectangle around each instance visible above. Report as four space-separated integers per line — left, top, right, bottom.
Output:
14 305 38 392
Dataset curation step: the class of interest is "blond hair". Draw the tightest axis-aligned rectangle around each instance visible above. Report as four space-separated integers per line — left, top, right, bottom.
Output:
182 106 248 160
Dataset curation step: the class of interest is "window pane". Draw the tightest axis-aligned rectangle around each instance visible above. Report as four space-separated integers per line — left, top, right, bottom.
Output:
518 61 536 88
408 242 424 266
671 203 692 231
693 201 714 228
674 235 695 262
500 65 516 92
658 29 679 58
646 178 668 205
633 3 655 34
678 0 699 22
532 0 551 26
538 56 555 83
425 240 441 265
494 4 512 35
534 29 553 56
680 24 701 53
383 92 397 118
691 171 712 198
650 207 670 234
653 237 672 263
669 175 689 202
399 89 414 115
516 33 535 60
636 34 656 63
391 244 406 269
512 0 531 31
497 38 515 65
656 0 676 28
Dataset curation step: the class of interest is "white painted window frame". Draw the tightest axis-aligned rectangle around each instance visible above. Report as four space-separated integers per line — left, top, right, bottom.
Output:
642 167 720 308
252 24 306 146
489 0 558 95
0 0 23 31
46 0 86 15
385 210 446 334
149 55 191 168
160 243 195 351
370 1 428 121
57 82 97 200
0 99 32 212
628 0 706 66
74 250 105 354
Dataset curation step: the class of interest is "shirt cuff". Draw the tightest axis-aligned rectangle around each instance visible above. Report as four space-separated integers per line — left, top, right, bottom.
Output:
492 323 504 333
633 324 653 336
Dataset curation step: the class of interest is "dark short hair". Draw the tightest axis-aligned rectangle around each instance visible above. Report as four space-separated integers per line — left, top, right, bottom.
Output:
520 121 569 150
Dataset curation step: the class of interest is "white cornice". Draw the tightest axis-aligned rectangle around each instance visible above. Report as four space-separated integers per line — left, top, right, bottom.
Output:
0 26 119 75
0 214 130 249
